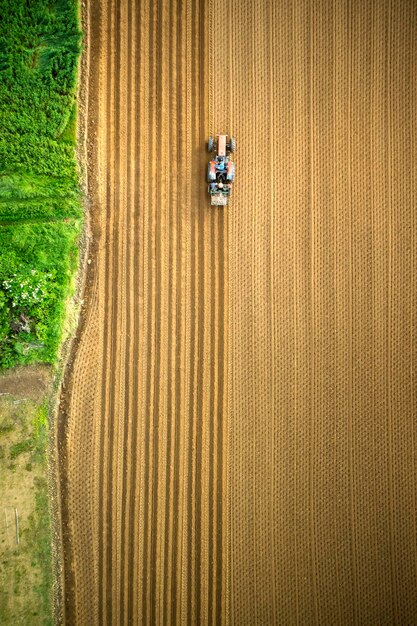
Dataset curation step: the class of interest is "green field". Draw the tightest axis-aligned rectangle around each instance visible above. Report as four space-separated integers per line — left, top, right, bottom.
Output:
0 0 82 369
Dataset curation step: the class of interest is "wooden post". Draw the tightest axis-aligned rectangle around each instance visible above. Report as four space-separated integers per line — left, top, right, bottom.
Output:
15 508 19 545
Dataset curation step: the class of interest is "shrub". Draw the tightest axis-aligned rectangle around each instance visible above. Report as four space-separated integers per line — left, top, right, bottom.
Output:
3 267 55 312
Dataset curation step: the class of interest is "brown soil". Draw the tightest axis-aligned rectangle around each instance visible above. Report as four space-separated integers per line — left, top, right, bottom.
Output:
59 0 417 624
0 365 51 402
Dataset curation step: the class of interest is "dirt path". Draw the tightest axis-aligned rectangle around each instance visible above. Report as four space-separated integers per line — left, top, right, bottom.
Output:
59 0 417 624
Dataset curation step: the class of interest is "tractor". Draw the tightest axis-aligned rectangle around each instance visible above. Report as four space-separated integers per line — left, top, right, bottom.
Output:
207 134 236 206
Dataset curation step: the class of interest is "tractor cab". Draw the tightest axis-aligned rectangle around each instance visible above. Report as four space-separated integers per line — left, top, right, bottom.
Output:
207 134 235 206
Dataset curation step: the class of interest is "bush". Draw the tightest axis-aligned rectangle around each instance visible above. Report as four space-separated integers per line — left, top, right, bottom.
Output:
3 267 55 311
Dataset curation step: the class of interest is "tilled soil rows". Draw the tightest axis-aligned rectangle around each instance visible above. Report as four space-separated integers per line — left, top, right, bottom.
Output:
59 0 417 624
225 1 417 623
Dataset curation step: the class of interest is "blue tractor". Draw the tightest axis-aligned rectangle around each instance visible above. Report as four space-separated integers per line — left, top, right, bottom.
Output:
207 134 236 206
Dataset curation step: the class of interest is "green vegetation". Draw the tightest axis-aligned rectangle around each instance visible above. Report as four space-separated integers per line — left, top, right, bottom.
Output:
0 220 80 367
0 399 53 624
10 438 34 459
0 0 82 369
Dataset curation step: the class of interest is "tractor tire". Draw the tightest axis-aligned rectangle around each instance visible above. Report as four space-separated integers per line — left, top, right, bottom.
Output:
229 136 236 153
207 163 216 182
207 136 214 152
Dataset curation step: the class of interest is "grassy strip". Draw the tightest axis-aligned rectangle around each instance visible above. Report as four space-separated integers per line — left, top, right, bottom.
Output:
0 2 83 623
0 198 81 221
0 0 82 369
0 172 79 202
0 398 53 625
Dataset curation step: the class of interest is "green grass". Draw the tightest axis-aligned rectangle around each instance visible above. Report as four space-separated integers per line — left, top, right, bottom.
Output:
0 0 82 369
0 197 81 222
0 220 80 368
60 100 78 144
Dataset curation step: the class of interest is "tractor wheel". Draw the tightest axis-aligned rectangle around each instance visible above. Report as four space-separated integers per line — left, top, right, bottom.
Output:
229 136 236 153
207 136 214 152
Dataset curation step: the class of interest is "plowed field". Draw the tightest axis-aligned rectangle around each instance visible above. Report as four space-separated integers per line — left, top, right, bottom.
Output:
59 0 417 624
